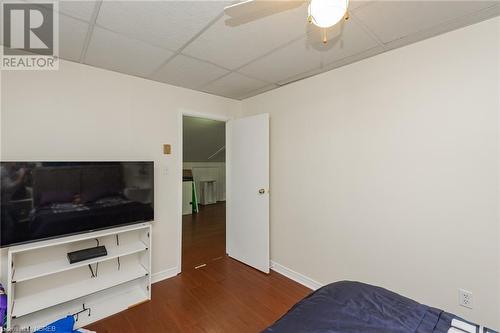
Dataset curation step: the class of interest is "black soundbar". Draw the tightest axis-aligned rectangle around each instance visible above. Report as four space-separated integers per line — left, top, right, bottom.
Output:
67 246 108 264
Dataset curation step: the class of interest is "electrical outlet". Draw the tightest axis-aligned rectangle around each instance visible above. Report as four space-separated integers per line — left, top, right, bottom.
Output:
459 289 473 309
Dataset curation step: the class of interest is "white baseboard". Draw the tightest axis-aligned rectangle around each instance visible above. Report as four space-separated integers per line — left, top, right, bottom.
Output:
151 263 322 289
270 261 323 290
151 266 179 284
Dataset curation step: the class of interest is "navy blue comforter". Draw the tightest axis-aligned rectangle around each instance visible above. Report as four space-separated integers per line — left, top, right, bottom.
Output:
263 281 456 333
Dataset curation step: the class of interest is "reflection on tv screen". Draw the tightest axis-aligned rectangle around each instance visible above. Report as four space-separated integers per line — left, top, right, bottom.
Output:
1 161 154 247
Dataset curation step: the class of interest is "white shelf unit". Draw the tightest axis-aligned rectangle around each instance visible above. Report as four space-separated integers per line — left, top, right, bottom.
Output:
7 223 152 331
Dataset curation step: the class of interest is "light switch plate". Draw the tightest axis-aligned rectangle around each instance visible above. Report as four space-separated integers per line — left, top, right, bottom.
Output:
163 144 171 155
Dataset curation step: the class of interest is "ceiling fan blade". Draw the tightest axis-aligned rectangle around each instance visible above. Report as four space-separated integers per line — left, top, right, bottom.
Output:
224 0 305 27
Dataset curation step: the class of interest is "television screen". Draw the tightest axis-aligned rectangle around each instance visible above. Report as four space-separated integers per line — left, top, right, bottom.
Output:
0 161 154 247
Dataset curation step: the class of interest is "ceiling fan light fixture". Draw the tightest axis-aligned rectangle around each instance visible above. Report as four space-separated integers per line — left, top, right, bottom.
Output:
308 0 349 28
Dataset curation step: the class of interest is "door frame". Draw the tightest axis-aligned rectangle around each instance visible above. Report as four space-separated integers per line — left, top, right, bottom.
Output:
177 110 231 274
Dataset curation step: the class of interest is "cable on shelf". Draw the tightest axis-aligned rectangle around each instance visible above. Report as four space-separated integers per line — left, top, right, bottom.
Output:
73 303 91 322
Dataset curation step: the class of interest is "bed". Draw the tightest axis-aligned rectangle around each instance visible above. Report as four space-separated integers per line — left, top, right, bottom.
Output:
263 281 495 333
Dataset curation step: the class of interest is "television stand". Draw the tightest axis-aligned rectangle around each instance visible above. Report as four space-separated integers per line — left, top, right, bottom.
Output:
6 222 152 331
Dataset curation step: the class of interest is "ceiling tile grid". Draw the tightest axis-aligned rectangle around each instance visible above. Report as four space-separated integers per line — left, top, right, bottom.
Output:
237 34 322 84
377 2 500 51
95 1 230 52
152 54 230 90
182 2 312 70
14 1 97 22
237 18 380 84
58 14 89 62
351 1 498 44
55 0 97 22
6 1 497 100
348 0 376 11
85 26 175 78
200 72 276 100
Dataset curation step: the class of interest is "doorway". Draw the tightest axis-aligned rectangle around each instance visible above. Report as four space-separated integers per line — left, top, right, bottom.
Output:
181 115 226 271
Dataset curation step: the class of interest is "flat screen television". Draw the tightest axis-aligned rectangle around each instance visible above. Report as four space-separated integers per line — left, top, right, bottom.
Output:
1 161 154 247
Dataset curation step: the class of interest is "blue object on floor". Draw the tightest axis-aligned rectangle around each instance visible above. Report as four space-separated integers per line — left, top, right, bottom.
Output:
0 284 6 329
35 315 75 333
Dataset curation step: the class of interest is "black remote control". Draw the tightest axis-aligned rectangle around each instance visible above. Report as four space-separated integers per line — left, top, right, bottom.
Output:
67 246 108 264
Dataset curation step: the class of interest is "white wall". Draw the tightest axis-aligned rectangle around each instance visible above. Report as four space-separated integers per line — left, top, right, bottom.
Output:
0 60 240 282
183 162 226 202
243 17 500 328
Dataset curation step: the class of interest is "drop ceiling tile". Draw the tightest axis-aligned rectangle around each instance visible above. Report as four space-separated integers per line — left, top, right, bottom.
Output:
312 19 380 65
201 73 273 99
322 43 386 73
380 3 500 51
59 14 88 61
237 84 280 100
349 0 375 11
183 2 312 70
34 1 96 21
238 35 321 83
353 0 497 44
270 45 386 88
96 1 229 51
85 27 174 78
238 19 378 83
57 1 96 22
152 54 229 89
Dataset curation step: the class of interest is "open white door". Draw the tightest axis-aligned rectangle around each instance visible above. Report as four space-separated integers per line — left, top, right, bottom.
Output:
226 113 269 273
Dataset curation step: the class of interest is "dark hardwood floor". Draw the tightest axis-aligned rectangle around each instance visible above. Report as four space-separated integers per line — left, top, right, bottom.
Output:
182 202 227 272
86 203 311 333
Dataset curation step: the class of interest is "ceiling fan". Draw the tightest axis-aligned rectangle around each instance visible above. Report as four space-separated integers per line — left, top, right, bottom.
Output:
224 0 350 44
